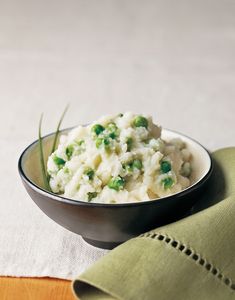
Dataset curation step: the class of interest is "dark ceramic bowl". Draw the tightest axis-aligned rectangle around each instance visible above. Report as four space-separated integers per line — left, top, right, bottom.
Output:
18 128 212 249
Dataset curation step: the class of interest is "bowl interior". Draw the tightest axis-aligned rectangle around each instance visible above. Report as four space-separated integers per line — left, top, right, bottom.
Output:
161 130 211 185
21 132 55 189
20 128 211 200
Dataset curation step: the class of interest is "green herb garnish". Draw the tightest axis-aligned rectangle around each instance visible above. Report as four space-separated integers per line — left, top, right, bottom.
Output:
84 168 95 180
103 138 110 149
51 104 69 154
126 137 133 151
122 163 132 173
39 105 69 192
162 177 174 189
38 114 51 191
76 140 85 146
92 124 105 136
63 167 70 174
87 192 98 202
132 159 142 170
96 138 103 148
66 145 74 160
133 115 148 129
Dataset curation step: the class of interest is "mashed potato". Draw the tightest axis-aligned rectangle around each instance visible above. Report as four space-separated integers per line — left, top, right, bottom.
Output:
47 112 192 204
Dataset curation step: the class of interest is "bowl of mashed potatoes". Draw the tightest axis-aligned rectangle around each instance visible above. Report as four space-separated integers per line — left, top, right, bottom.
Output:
18 112 212 249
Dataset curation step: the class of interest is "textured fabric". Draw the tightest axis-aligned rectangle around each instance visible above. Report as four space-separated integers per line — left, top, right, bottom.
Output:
73 148 235 299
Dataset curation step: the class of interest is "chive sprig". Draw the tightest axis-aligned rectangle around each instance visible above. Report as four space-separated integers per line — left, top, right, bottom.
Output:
38 105 69 191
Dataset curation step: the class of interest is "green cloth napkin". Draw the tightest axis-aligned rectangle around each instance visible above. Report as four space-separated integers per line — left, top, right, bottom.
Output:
72 148 235 300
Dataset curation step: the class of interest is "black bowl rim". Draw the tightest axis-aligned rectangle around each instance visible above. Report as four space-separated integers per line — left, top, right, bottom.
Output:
18 127 213 208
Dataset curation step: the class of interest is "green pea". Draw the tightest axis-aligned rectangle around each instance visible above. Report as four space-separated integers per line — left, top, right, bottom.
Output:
66 145 74 159
133 115 148 128
91 124 105 136
108 176 125 191
118 113 123 117
107 122 118 139
132 159 142 170
160 160 171 173
162 177 174 189
53 156 66 167
84 168 95 180
87 192 98 202
109 132 116 139
103 138 110 147
126 137 133 151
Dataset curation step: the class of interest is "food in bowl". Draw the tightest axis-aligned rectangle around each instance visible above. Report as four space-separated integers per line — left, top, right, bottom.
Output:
47 112 192 204
19 121 212 248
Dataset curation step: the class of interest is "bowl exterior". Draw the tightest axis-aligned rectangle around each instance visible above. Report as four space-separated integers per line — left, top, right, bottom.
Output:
20 172 211 249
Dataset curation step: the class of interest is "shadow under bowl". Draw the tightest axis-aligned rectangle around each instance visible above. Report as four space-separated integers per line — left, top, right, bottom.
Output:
18 128 212 249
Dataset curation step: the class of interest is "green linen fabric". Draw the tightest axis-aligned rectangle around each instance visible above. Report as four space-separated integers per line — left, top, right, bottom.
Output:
72 148 235 300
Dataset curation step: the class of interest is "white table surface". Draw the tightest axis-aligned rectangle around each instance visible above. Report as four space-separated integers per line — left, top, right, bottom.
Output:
0 0 235 279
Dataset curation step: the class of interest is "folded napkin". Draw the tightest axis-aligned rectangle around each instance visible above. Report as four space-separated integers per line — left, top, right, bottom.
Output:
72 148 235 300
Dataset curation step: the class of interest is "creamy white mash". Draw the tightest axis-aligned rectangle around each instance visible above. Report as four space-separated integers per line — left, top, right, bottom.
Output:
47 112 192 203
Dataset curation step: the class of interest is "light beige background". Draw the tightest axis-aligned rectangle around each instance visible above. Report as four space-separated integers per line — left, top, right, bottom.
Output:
0 0 235 279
